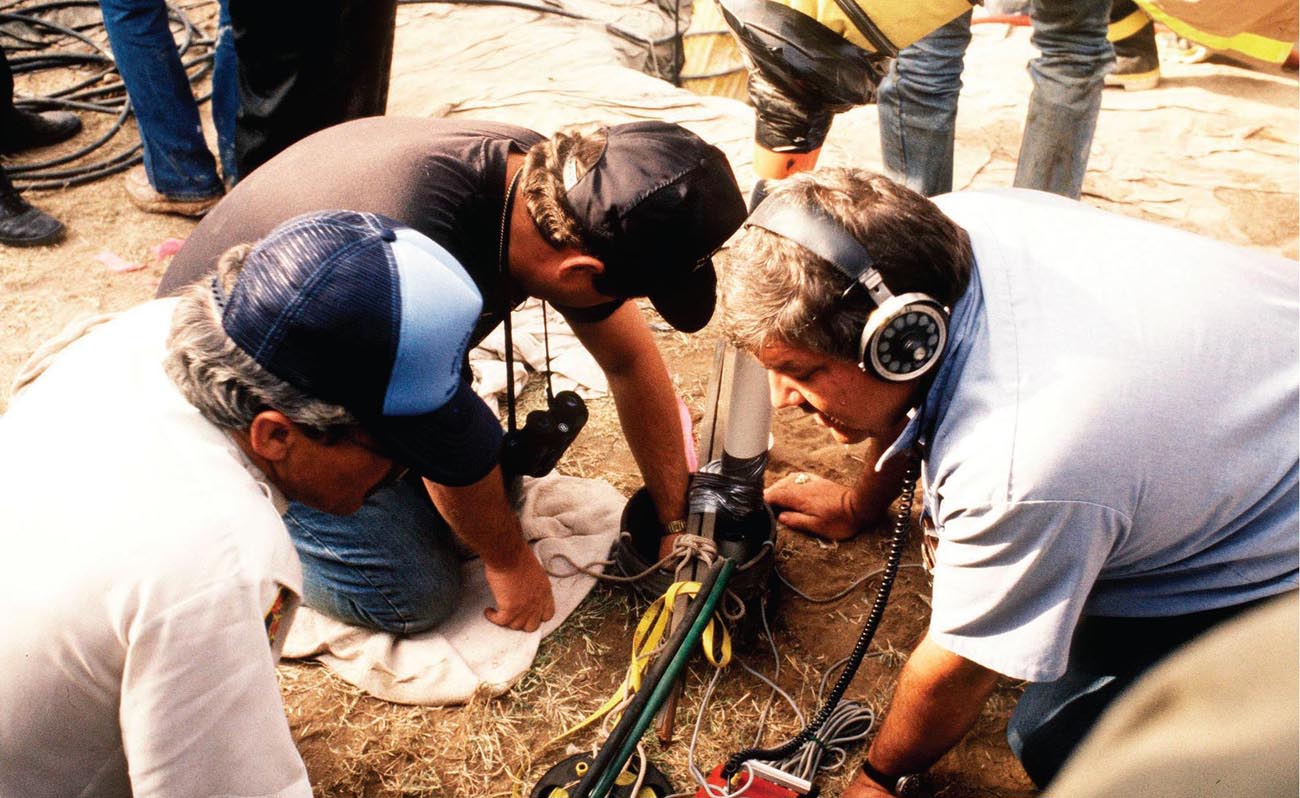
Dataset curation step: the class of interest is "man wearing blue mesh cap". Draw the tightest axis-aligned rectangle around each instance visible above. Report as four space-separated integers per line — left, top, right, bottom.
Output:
155 117 748 635
0 211 492 796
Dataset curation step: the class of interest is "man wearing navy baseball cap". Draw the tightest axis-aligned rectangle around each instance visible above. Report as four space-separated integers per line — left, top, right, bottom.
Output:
155 117 748 635
0 211 490 796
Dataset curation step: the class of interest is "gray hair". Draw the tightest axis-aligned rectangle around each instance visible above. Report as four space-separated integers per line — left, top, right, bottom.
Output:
719 168 972 361
164 244 358 438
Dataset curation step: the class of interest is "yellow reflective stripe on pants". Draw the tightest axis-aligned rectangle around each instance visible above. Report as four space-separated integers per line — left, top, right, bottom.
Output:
1134 0 1293 63
1108 7 1151 42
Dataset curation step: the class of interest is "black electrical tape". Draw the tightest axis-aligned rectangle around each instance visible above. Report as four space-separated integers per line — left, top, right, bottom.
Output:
688 452 769 520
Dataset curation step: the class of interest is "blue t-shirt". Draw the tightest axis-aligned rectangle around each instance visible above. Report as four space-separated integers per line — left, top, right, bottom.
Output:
882 189 1299 681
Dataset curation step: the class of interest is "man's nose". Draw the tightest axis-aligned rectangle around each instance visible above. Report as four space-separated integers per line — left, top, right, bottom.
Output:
768 372 802 409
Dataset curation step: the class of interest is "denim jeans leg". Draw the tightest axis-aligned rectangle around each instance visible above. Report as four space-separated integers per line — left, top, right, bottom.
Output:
283 475 463 635
876 11 972 197
211 0 238 185
1014 0 1112 198
99 0 221 198
1007 669 1124 787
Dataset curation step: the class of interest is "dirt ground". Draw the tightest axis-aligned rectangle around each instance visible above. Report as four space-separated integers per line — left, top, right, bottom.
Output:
1 2 1296 797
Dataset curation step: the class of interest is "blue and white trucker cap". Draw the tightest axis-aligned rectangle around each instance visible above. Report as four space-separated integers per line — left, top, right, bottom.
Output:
217 210 503 486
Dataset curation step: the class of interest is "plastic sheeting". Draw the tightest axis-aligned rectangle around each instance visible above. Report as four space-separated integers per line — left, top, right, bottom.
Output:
388 3 1296 260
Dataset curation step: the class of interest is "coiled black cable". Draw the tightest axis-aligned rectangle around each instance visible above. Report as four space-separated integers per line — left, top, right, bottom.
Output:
1 0 216 189
721 456 920 781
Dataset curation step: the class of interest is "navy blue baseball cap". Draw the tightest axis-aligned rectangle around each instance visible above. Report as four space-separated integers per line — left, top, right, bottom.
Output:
565 121 747 333
216 210 503 486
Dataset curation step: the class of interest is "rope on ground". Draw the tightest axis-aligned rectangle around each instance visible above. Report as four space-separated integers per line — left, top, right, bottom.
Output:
674 593 878 798
776 561 926 604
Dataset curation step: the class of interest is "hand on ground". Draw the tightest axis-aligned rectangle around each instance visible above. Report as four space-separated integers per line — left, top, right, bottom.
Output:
764 472 861 541
483 549 555 632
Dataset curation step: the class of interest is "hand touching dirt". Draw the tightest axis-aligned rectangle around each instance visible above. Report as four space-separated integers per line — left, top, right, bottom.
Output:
764 472 863 541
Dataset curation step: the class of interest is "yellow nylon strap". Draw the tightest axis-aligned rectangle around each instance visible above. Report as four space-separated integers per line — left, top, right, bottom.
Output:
547 581 731 746
1108 7 1151 41
1134 0 1293 63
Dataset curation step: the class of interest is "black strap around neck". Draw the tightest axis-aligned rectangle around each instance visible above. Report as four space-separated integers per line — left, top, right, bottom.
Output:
498 166 523 433
497 165 557 433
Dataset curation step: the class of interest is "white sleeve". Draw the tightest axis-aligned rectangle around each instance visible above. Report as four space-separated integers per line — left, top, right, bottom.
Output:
927 500 1127 682
119 579 311 798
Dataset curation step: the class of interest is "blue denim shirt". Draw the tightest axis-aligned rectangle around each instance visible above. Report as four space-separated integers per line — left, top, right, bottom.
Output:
878 189 1298 681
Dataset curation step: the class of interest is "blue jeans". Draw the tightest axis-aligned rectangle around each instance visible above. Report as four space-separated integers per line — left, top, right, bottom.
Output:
283 475 463 635
1006 599 1270 787
878 0 1112 198
210 3 238 184
100 0 233 197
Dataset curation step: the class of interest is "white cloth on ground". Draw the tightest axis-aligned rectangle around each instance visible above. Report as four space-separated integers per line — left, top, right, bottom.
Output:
281 471 624 705
469 298 609 416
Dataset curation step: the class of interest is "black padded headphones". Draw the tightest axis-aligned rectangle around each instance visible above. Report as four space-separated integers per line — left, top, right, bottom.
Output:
746 196 949 382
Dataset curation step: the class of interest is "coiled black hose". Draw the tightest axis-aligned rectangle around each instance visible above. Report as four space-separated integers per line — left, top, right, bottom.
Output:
1 0 215 189
722 456 920 781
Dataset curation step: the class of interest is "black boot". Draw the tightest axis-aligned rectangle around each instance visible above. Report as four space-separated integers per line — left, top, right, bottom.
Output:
1106 0 1160 91
0 107 82 154
0 168 65 247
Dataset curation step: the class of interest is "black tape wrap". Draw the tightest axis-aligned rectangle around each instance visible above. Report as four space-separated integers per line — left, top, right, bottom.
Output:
718 0 886 152
687 452 769 520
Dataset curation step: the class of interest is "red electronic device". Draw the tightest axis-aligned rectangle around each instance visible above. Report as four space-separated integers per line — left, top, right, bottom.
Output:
695 763 811 798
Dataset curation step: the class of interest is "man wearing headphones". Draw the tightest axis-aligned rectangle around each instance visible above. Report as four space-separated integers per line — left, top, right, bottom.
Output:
718 169 1298 794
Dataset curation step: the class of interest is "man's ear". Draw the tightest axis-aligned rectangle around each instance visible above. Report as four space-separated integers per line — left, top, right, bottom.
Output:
247 410 297 462
556 252 604 279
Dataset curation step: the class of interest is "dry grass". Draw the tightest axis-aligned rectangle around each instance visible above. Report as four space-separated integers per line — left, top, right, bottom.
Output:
276 576 972 798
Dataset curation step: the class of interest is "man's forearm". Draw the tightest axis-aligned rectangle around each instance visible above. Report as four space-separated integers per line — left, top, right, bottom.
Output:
865 635 1000 776
570 303 690 525
424 467 528 565
425 468 555 630
849 437 913 527
607 365 690 525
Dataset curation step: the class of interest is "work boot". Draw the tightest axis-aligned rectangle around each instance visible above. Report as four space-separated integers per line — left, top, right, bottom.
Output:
0 169 65 247
1106 0 1160 91
124 165 222 218
0 108 82 154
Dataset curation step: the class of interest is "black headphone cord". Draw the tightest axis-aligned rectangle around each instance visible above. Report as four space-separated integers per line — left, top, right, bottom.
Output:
722 454 920 781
